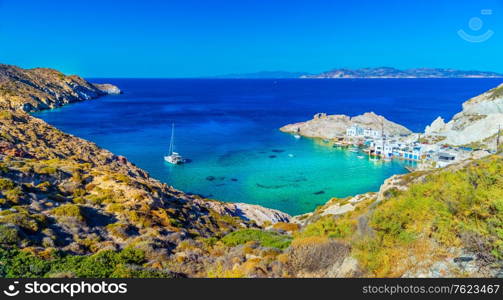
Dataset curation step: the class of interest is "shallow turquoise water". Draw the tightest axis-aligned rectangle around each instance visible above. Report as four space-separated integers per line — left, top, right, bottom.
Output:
163 134 411 215
33 79 501 215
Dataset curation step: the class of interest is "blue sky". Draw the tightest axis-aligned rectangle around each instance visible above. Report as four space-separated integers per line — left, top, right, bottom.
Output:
0 0 502 77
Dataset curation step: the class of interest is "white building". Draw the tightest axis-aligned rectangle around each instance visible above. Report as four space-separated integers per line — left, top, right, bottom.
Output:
364 128 381 138
346 125 381 138
346 125 364 137
370 139 394 158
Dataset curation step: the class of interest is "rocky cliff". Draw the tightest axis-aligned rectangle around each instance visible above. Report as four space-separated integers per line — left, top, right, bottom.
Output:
0 64 121 112
280 112 411 139
425 83 503 147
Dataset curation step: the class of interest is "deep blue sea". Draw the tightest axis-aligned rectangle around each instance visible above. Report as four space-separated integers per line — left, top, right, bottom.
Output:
33 78 502 215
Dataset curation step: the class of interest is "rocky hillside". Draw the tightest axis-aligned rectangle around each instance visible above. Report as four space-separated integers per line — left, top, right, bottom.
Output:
0 65 293 278
301 67 503 79
291 154 503 277
280 112 411 139
425 83 503 148
0 64 120 112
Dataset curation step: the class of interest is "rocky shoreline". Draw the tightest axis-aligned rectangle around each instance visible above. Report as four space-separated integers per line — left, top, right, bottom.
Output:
1 64 502 278
0 64 291 225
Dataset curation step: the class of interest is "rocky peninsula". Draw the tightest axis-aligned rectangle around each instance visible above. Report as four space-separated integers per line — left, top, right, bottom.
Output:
0 64 121 112
280 111 412 139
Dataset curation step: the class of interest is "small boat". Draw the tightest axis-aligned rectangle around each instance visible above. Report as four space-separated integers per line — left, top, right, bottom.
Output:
357 155 365 159
288 153 295 157
293 134 301 139
164 123 185 164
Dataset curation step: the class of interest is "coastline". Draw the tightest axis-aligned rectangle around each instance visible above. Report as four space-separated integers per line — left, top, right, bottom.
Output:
14 75 498 217
0 65 294 224
2 66 503 277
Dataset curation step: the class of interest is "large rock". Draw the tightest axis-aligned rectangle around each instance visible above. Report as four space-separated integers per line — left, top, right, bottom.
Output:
199 200 291 226
425 116 446 134
94 83 122 95
424 83 503 146
280 111 411 139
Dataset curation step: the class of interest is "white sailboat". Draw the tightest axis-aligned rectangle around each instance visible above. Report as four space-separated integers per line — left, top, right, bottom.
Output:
164 123 185 164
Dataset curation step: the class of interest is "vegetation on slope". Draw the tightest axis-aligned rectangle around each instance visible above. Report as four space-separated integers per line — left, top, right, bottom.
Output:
221 229 292 250
354 155 503 276
0 247 179 278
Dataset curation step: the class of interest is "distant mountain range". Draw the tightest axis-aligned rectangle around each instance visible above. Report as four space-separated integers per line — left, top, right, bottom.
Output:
216 67 503 79
213 71 309 79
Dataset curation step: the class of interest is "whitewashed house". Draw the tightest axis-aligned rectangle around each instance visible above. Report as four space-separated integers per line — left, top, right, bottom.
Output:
347 125 381 138
364 128 381 138
346 125 364 137
370 139 394 158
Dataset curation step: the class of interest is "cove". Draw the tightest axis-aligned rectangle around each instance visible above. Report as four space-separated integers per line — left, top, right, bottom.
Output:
33 78 501 215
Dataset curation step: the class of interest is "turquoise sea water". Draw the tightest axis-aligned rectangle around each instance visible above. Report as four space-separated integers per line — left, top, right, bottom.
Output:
33 79 502 215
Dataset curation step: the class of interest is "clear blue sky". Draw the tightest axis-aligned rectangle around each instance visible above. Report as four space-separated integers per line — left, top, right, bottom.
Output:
0 0 502 77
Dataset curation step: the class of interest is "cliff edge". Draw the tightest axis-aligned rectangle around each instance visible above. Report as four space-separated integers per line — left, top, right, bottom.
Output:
0 64 121 112
425 83 503 147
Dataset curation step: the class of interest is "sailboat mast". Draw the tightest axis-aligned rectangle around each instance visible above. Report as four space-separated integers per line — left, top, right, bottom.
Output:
169 123 175 155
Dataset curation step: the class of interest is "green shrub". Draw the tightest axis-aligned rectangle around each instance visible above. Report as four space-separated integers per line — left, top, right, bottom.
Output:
110 264 175 278
0 178 15 190
0 213 37 232
0 247 150 278
0 111 14 120
38 166 58 175
0 225 21 245
50 204 85 222
3 187 22 204
221 229 291 250
297 215 356 239
113 174 131 184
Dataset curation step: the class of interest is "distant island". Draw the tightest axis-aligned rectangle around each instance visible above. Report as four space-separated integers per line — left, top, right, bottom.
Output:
216 67 503 79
